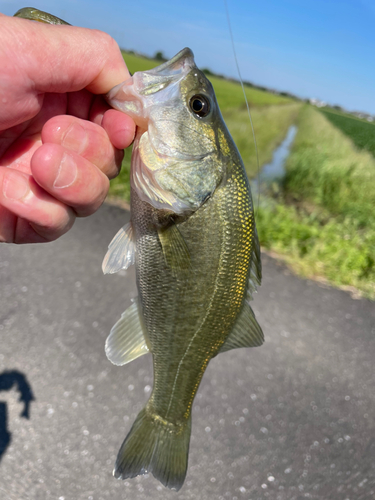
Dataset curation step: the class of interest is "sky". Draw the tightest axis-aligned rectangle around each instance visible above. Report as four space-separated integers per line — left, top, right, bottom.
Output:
2 0 375 114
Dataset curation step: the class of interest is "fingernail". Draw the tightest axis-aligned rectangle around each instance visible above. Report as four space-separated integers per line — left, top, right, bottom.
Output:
62 123 88 154
3 170 30 200
53 152 77 189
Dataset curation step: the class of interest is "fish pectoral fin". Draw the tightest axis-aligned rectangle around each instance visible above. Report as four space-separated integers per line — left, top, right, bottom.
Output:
102 222 136 275
220 302 264 353
158 224 191 273
105 299 150 366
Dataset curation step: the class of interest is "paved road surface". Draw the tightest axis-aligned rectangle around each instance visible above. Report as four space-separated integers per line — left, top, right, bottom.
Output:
0 203 374 500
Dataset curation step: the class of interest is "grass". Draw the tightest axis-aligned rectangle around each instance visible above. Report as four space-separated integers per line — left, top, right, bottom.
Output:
108 149 132 202
284 106 375 226
257 105 375 298
122 51 160 73
223 103 301 177
121 50 293 109
257 203 375 298
319 108 375 158
208 75 293 110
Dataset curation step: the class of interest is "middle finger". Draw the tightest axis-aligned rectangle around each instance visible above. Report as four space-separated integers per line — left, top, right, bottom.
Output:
30 143 110 217
41 115 124 179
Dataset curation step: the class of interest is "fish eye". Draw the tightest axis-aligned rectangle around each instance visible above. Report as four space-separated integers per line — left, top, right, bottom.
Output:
189 94 210 118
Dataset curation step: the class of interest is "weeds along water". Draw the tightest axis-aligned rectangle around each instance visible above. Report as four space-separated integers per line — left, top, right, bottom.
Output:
258 106 375 298
284 106 375 226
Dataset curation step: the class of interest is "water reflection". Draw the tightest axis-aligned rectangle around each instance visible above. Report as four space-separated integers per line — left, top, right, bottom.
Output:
251 124 297 199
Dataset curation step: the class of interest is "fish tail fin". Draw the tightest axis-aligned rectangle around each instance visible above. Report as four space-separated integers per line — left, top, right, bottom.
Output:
114 405 192 491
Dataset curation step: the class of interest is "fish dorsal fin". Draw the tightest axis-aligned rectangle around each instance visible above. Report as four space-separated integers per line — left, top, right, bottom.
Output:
105 300 150 366
158 224 191 273
247 227 262 301
102 222 136 275
220 301 264 353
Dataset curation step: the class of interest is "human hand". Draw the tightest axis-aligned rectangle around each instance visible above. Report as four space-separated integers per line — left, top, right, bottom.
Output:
0 14 135 243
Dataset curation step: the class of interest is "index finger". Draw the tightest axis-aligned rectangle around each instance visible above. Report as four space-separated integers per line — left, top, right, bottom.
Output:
0 14 130 128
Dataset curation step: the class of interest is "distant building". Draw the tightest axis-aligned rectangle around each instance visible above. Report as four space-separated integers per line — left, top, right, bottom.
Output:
352 111 366 119
309 98 327 108
351 111 374 122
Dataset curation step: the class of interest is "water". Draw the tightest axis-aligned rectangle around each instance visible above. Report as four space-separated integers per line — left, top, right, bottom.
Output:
251 124 297 200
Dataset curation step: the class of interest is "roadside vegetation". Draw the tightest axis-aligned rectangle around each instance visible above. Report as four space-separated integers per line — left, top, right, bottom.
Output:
109 52 375 299
258 106 375 298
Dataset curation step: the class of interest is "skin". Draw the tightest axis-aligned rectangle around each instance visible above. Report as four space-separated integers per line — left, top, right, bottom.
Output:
0 13 136 243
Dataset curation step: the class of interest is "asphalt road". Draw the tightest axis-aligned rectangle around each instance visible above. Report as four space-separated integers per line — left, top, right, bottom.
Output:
0 202 374 500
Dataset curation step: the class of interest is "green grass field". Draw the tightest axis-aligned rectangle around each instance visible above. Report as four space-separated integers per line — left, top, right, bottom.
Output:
122 51 160 73
320 108 375 157
122 51 292 110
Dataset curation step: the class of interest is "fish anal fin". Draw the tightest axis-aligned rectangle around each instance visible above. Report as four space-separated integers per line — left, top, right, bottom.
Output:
105 300 149 366
158 224 190 274
220 301 264 353
102 222 136 275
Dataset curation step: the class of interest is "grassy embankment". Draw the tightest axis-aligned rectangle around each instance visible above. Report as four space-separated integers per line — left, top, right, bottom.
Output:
257 106 375 298
109 51 299 199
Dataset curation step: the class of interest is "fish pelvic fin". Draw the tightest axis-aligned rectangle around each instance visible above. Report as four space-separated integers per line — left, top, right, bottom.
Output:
114 405 192 491
102 222 135 275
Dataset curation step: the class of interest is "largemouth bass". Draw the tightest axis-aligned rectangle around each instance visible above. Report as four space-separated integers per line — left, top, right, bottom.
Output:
13 7 263 491
102 49 263 490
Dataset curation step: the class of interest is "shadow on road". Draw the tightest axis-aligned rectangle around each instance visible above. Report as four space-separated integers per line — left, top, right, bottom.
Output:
0 370 35 463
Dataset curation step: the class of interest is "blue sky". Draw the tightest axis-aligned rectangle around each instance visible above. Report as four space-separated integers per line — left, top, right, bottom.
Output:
3 0 375 114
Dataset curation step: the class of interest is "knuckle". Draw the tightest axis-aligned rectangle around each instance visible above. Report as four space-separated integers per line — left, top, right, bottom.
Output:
95 30 119 55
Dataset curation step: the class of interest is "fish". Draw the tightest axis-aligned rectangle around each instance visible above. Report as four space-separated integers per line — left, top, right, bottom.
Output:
13 7 263 490
102 48 263 490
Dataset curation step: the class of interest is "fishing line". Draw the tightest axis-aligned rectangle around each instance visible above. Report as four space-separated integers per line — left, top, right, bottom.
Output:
223 0 260 214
